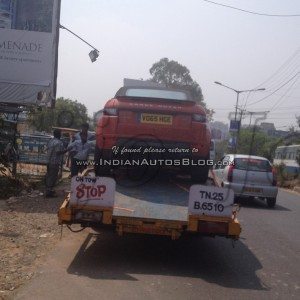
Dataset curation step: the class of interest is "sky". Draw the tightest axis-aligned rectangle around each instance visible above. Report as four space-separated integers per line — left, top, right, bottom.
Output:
57 0 300 129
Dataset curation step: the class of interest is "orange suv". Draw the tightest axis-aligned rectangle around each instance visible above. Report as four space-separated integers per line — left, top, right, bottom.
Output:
95 86 211 182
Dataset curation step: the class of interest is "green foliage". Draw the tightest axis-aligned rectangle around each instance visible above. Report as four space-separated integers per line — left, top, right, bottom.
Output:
274 163 287 187
149 58 215 120
28 97 89 132
215 140 228 161
237 128 281 160
149 58 204 102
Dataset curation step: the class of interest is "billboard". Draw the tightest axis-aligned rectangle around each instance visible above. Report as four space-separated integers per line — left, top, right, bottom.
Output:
229 120 240 132
0 0 61 106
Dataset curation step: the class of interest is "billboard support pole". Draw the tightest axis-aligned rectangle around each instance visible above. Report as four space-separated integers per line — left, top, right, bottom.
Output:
52 0 62 108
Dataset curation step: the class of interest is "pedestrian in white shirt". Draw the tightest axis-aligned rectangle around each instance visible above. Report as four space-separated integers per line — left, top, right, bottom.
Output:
66 131 94 176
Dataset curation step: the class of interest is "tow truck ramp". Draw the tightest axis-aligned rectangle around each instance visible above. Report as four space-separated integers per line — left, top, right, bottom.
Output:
58 172 241 240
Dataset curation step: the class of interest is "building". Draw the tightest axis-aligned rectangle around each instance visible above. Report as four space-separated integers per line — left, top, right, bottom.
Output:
260 122 276 136
210 121 229 141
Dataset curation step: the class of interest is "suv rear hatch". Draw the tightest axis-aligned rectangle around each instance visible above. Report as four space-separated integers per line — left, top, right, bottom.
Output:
114 97 207 143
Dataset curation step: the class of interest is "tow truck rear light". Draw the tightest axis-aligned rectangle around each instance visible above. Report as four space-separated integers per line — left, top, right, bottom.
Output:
227 164 234 182
272 167 277 186
192 114 206 123
104 108 118 116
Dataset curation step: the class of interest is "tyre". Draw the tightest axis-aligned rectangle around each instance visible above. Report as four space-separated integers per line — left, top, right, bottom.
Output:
191 164 209 183
233 196 239 204
267 197 276 208
94 147 111 176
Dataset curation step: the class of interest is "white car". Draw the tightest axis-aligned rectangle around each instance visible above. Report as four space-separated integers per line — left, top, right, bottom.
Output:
213 154 278 208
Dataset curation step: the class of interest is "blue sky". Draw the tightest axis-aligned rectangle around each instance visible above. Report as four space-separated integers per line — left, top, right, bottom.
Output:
57 0 300 129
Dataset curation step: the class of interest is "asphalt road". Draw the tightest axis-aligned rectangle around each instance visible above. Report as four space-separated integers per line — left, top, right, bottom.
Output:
14 189 300 300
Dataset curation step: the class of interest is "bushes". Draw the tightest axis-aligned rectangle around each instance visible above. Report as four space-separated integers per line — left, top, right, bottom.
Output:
274 162 300 188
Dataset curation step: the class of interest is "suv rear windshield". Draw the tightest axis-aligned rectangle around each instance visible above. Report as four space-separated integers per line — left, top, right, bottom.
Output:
234 158 272 172
125 88 188 101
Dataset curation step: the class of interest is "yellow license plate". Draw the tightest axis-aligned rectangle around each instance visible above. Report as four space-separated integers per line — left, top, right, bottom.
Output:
140 113 173 125
243 187 262 193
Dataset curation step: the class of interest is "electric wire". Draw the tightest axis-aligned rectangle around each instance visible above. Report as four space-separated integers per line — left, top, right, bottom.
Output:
201 0 300 17
245 48 300 105
214 105 300 111
247 72 300 106
269 77 300 111
261 63 300 92
253 49 300 90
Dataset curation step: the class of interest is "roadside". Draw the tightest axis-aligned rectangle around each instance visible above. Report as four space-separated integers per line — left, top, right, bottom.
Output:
0 179 71 300
279 178 300 195
280 187 300 196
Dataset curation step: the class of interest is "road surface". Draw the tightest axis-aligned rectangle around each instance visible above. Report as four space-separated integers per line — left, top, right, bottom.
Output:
14 189 300 300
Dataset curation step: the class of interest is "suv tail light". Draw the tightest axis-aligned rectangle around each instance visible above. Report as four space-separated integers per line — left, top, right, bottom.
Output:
227 164 234 182
272 167 277 186
104 108 118 116
192 114 206 123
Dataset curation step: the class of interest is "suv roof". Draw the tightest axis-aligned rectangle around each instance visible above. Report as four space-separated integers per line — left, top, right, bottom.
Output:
115 86 193 102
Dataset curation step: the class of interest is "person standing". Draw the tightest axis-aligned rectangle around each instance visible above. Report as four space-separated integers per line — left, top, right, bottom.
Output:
66 131 94 177
45 129 64 197
74 123 95 141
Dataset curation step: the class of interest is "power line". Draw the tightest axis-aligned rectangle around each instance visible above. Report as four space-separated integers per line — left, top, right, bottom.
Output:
269 77 300 111
201 0 300 17
270 111 300 115
267 117 298 119
247 72 300 106
262 63 300 92
259 92 300 100
214 105 300 111
243 49 300 104
246 53 299 102
253 49 300 89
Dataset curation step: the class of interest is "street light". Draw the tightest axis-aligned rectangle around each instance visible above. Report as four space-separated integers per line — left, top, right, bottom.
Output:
214 81 265 152
60 24 100 62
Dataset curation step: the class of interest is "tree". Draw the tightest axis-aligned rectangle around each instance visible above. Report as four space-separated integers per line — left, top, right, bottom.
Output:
237 128 280 160
28 97 89 132
149 58 215 120
149 58 206 105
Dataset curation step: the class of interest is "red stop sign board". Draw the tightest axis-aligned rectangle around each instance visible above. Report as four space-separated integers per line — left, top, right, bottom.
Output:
70 176 116 207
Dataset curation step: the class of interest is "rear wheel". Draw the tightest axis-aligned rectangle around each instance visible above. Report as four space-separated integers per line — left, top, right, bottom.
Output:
191 164 209 184
233 196 240 204
267 197 276 208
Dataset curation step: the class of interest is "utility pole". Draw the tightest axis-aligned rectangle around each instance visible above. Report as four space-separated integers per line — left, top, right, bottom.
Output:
244 111 269 155
214 81 265 153
246 111 269 127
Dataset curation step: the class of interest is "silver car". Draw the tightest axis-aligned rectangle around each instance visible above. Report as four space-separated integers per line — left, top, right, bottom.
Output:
213 154 278 208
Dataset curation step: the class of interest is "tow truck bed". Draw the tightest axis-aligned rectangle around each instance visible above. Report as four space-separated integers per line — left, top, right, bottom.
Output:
58 172 241 240
114 177 190 221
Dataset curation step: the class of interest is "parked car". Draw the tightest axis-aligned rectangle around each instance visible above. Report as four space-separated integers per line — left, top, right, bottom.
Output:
95 86 211 182
213 154 278 208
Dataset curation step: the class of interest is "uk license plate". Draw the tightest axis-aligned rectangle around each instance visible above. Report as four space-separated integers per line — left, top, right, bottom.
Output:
140 113 173 125
243 187 262 193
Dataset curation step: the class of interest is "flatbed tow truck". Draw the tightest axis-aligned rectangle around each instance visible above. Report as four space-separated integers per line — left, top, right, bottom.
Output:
58 170 241 240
